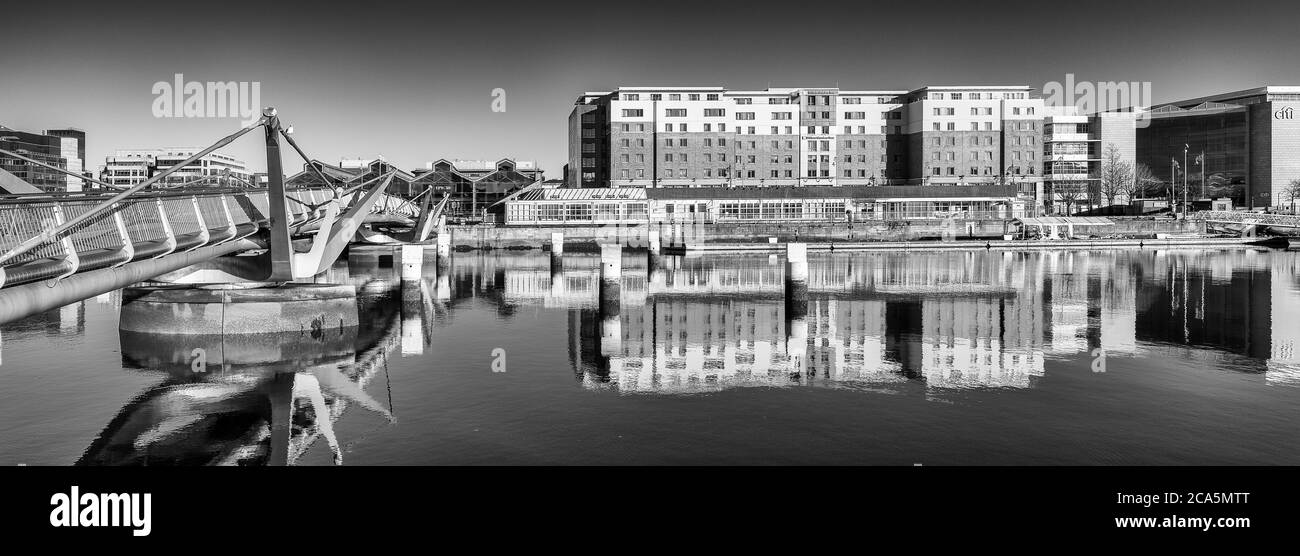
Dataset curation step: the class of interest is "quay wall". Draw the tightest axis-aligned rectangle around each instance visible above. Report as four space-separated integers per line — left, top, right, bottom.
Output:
444 218 1207 250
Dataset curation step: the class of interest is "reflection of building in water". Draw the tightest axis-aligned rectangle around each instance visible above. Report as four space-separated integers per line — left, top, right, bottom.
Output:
919 297 1045 389
1136 250 1272 361
570 291 1054 393
1268 254 1300 384
1044 252 1089 355
460 248 1300 395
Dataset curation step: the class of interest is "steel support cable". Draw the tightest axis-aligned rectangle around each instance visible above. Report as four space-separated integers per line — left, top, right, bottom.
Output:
278 128 341 206
339 172 393 198
0 116 269 266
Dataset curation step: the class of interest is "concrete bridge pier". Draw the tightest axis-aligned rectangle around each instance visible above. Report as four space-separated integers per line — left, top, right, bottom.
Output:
784 242 809 371
784 243 809 375
549 232 565 273
599 244 623 364
784 242 808 311
647 230 662 269
599 244 622 310
119 283 359 336
400 278 430 356
399 244 423 283
436 231 452 271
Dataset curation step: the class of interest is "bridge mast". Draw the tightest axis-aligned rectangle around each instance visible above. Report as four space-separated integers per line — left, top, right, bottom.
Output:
263 109 295 282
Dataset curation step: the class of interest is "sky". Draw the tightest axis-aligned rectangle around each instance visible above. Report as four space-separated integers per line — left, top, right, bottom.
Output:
2 0 1296 177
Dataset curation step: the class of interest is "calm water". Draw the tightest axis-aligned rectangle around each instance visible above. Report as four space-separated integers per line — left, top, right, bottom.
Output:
2 247 1298 465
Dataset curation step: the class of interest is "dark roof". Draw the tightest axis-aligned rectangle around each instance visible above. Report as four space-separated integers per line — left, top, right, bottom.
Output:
646 185 1020 201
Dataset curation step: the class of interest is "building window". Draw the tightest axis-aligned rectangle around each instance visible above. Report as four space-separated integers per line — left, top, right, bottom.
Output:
621 109 643 117
666 108 686 117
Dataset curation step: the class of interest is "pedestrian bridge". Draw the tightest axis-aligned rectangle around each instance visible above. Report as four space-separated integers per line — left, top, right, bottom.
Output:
1201 211 1300 230
0 108 441 324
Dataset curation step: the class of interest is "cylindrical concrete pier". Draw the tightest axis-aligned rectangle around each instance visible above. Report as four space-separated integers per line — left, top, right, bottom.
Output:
119 283 359 336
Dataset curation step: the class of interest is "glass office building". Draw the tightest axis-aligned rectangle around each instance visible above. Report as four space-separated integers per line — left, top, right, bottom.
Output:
1137 103 1251 207
1136 86 1300 209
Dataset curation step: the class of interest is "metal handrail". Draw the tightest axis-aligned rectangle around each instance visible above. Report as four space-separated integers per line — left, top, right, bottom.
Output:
0 116 269 265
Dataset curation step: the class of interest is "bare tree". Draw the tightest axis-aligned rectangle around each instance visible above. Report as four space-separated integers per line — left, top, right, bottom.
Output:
1057 186 1082 215
1099 144 1133 206
1286 179 1300 215
1132 163 1160 200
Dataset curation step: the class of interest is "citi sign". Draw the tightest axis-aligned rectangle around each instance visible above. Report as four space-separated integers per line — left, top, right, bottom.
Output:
1275 106 1295 120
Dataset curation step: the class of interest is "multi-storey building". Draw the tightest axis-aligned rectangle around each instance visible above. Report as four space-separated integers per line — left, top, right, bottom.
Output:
102 148 251 188
568 93 610 188
1041 107 1098 213
0 125 69 191
904 86 1044 193
571 85 1045 194
45 128 86 192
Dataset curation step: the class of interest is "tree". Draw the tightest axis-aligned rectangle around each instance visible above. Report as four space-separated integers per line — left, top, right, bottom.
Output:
1132 163 1160 200
1057 185 1082 215
1286 179 1300 215
1099 144 1134 206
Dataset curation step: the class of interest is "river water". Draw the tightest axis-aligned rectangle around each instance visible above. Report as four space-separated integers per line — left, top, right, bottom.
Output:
1 247 1297 465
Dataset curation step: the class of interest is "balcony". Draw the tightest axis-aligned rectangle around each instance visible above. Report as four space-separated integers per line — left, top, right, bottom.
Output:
1044 133 1094 143
1045 174 1094 181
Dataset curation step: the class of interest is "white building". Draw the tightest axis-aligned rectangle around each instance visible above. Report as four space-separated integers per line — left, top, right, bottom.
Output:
103 148 251 188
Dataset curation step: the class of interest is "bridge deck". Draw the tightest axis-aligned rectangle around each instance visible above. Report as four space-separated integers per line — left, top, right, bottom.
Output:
1201 210 1300 229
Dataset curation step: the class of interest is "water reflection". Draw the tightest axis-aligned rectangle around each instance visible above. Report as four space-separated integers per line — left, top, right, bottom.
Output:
480 249 1300 392
80 251 442 466
62 246 1300 465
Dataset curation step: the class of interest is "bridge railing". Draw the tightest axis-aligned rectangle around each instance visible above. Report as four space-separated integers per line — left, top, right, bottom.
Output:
1201 210 1300 227
0 186 339 288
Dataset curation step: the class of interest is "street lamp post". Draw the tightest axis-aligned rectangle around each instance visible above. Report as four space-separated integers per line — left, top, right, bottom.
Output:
1197 151 1205 200
1183 144 1189 218
1170 157 1178 216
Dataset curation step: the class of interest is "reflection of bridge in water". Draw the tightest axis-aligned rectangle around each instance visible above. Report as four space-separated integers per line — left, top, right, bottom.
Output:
75 258 444 466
